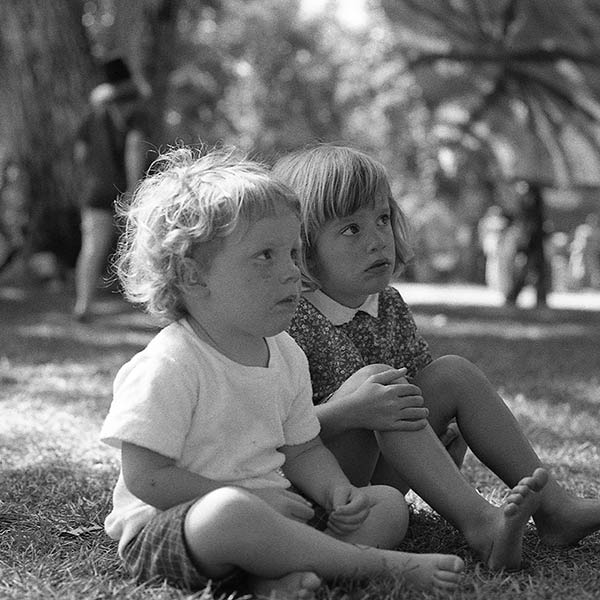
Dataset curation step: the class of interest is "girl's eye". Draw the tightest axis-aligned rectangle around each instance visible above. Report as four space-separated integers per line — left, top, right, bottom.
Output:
258 249 273 260
341 224 360 236
377 213 391 226
291 248 299 263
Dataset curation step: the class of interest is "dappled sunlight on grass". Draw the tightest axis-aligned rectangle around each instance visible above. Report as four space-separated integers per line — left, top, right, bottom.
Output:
15 322 155 349
2 284 600 599
0 396 117 470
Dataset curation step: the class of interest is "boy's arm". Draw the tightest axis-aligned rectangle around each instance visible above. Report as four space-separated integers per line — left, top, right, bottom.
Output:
282 436 372 533
121 441 224 510
281 436 354 509
123 441 317 522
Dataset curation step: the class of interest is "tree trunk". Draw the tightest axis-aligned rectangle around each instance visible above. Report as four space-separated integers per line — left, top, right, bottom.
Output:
0 0 95 266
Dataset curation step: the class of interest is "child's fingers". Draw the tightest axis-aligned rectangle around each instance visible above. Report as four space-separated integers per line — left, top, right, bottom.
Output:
385 417 428 432
333 490 371 515
328 507 370 533
283 490 316 522
368 367 408 386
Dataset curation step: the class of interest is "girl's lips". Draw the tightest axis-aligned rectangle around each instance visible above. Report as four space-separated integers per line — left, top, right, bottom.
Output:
276 294 299 306
366 260 392 272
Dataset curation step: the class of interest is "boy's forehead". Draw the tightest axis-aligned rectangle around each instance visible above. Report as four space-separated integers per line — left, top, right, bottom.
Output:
229 209 300 241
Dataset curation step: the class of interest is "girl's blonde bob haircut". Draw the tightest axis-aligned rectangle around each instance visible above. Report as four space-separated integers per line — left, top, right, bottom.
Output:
113 145 300 322
271 144 413 290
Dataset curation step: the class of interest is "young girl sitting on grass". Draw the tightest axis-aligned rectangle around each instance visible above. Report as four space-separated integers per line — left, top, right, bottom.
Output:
99 145 468 598
273 143 600 572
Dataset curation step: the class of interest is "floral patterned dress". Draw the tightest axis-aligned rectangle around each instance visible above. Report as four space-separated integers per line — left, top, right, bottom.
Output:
288 286 432 404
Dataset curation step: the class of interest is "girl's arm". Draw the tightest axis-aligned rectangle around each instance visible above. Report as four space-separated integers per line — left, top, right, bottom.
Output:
121 441 225 510
315 365 429 441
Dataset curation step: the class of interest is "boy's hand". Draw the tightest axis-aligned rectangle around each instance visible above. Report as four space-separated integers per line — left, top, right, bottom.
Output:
251 487 315 523
326 485 371 536
333 364 429 431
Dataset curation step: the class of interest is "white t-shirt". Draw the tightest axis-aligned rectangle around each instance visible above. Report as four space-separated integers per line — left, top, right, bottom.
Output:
100 320 320 554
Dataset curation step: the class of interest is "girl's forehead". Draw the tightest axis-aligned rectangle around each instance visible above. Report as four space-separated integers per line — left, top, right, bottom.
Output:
336 193 389 218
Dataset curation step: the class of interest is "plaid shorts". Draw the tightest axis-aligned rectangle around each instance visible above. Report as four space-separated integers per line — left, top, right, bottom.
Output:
121 499 245 593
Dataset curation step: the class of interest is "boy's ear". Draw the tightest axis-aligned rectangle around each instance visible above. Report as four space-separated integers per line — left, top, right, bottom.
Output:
182 272 210 298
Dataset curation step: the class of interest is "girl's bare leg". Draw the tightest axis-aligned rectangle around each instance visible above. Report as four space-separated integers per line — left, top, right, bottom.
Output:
414 355 600 548
184 486 464 595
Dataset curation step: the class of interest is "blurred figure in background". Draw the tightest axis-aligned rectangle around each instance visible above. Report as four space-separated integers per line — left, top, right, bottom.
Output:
505 181 549 307
73 57 150 321
569 213 600 290
477 205 510 293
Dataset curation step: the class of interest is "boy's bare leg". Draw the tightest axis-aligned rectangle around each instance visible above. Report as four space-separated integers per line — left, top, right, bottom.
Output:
414 355 600 548
184 486 464 594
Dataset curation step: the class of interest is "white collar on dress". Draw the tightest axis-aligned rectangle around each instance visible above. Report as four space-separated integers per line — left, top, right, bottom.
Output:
303 289 379 325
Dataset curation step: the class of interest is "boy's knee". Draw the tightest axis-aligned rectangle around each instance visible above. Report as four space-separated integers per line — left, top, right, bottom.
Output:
367 484 409 537
186 486 263 536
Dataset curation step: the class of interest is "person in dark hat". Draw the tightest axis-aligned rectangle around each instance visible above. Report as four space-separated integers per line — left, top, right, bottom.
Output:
73 57 151 322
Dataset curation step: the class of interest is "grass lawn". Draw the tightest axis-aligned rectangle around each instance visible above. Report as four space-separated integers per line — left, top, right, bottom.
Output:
1 282 600 599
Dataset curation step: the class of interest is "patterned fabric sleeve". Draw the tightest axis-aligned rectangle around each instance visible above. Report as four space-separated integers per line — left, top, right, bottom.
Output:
384 287 432 375
288 299 365 404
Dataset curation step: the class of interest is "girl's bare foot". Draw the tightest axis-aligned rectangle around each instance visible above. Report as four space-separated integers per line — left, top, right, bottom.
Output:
535 495 600 547
384 552 465 592
251 571 322 600
484 467 548 570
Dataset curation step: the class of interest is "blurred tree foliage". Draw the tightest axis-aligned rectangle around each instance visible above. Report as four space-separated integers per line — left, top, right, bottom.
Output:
2 0 600 281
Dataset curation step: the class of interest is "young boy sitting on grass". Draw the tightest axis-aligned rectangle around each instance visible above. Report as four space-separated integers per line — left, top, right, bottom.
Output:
99 146 467 598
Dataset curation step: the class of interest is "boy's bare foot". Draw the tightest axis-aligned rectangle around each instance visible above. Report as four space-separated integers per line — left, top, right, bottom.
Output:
252 571 322 600
485 467 548 570
535 495 600 547
384 552 464 592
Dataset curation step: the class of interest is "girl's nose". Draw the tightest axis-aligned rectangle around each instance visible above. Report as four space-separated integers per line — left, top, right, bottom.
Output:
367 227 388 252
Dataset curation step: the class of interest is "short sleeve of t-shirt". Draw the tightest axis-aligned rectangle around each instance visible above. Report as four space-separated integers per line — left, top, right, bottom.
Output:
100 351 199 460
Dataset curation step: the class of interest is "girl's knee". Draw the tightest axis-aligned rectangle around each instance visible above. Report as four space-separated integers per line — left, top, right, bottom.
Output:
418 354 476 386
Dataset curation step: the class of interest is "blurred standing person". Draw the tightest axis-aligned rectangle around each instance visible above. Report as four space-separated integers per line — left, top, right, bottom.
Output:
477 205 509 292
505 181 549 308
73 57 150 321
569 214 600 290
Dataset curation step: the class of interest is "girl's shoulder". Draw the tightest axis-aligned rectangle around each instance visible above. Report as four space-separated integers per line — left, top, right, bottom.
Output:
288 297 336 345
380 285 410 310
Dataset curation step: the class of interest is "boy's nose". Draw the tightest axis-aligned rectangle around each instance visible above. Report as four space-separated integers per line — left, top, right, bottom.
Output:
280 260 301 283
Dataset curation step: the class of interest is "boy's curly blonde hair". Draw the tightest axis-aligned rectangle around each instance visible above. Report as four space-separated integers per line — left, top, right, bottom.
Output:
113 145 300 322
271 144 413 291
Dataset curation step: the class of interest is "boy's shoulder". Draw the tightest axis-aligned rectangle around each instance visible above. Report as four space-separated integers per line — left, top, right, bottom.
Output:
123 321 204 376
270 330 309 365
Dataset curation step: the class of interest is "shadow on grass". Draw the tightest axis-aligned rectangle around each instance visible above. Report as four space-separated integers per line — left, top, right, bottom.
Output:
0 283 159 364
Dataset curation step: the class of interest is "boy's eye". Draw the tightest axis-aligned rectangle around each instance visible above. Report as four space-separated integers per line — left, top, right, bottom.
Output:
341 224 360 236
291 248 299 263
258 249 273 260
